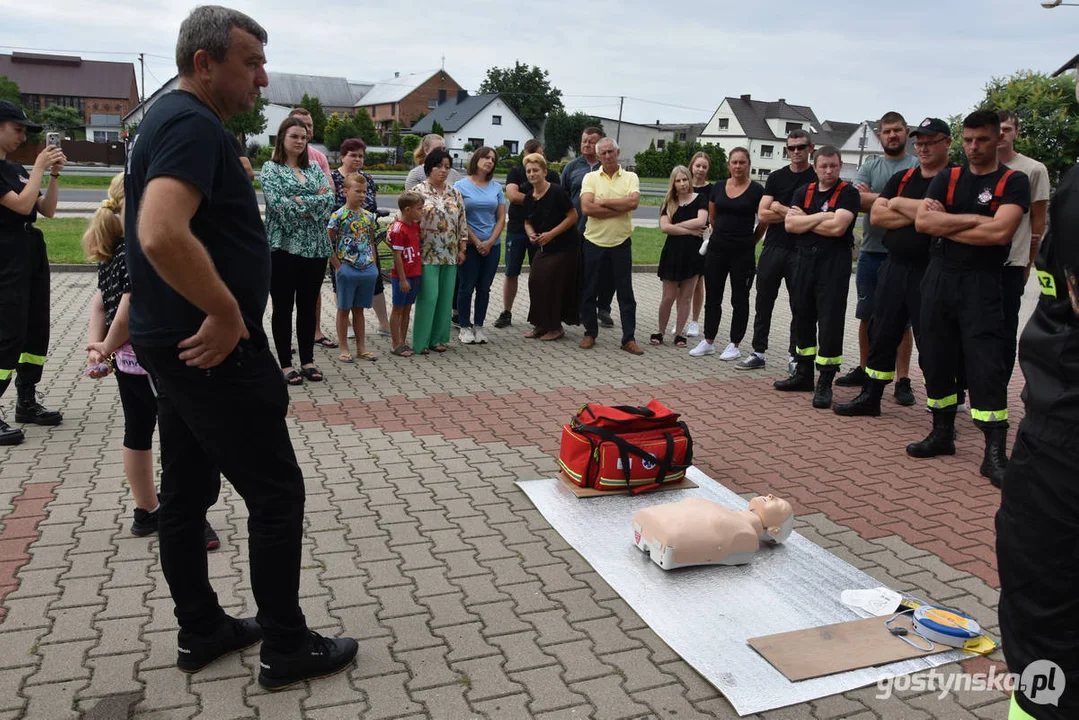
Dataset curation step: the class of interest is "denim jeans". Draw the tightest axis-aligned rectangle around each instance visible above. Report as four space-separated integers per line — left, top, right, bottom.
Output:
457 244 500 328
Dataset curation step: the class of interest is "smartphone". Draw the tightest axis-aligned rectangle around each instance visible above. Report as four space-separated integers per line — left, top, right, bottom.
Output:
45 132 61 149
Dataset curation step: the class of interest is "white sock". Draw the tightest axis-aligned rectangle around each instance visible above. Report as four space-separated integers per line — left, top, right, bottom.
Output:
754 352 765 360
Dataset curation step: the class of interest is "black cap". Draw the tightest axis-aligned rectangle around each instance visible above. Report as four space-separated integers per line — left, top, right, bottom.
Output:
910 117 950 138
0 100 42 133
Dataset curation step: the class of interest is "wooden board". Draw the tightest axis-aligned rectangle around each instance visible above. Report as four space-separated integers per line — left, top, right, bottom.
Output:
748 615 950 681
557 471 697 498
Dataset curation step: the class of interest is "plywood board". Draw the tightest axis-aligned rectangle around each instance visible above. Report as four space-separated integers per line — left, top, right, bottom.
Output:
558 471 697 497
749 614 950 681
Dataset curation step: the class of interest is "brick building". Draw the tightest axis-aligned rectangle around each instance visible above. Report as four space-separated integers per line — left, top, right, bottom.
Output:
0 52 139 142
354 70 463 134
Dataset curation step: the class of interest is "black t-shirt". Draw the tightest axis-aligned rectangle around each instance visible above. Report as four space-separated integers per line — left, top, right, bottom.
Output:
877 166 946 261
710 180 764 249
506 165 560 232
1021 162 1079 426
925 164 1030 270
789 182 860 249
523 183 577 254
125 90 270 347
0 159 38 230
761 165 817 250
693 184 713 209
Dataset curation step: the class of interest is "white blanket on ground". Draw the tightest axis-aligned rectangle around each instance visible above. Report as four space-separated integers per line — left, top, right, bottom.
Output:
517 467 966 716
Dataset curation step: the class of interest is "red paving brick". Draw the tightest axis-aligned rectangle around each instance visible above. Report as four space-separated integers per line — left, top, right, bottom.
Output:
0 482 59 621
290 373 1007 588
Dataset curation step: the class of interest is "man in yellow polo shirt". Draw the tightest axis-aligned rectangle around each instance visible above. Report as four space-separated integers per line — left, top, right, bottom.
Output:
580 137 644 354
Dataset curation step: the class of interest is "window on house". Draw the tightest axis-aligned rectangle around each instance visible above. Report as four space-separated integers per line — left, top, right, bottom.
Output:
656 139 666 150
438 89 447 104
678 132 687 141
503 140 518 154
492 115 502 126
93 130 120 143
468 138 484 149
392 103 398 115
785 122 801 134
758 169 771 178
718 118 729 130
428 98 437 109
760 145 774 159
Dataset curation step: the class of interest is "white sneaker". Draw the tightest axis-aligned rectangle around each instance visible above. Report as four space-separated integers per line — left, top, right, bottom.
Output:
686 321 700 337
473 326 487 344
720 343 741 361
459 327 475 345
689 340 715 357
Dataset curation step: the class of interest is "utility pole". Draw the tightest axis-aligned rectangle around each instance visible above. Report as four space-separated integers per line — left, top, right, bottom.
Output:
616 95 624 143
857 121 868 168
139 53 145 104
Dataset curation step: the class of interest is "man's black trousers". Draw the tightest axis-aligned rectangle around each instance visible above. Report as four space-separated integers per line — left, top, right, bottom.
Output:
865 256 926 382
792 244 851 370
135 340 308 651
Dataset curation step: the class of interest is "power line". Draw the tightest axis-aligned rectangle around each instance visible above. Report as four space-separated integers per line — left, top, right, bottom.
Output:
0 44 172 61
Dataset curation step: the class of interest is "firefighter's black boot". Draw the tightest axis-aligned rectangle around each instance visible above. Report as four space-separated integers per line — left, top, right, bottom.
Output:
0 412 24 445
15 382 63 426
979 422 1009 489
774 357 814 392
812 367 836 409
906 410 956 458
834 378 885 417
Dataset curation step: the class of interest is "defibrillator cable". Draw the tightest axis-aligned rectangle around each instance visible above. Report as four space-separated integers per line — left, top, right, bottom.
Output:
885 609 935 652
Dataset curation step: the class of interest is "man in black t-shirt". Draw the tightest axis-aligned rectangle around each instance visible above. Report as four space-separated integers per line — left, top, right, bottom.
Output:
775 146 859 409
835 118 953 418
125 6 356 688
738 129 817 371
908 110 1030 486
495 138 560 329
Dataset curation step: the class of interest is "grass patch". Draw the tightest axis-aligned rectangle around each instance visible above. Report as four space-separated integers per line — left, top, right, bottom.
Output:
42 175 117 189
40 217 90 264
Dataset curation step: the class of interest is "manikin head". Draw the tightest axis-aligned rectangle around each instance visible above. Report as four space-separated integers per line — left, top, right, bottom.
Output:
748 495 795 544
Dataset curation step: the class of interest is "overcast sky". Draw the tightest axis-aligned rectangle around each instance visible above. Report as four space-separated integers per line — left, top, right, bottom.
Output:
3 0 1076 127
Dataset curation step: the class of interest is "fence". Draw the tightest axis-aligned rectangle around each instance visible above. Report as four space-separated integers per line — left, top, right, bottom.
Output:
10 140 126 166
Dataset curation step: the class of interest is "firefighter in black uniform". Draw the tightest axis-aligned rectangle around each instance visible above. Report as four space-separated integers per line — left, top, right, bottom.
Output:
0 100 66 446
909 109 1029 485
995 153 1079 720
835 118 954 417
775 146 859 409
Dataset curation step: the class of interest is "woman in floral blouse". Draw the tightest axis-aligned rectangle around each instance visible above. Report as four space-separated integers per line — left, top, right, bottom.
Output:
261 117 335 385
412 148 467 354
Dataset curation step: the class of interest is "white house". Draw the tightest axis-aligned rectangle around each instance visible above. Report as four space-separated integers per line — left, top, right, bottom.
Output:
589 117 706 169
410 93 533 161
698 94 822 180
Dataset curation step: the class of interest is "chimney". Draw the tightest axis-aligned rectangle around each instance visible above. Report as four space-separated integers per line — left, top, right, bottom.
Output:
457 89 468 103
394 71 399 78
740 93 751 101
777 98 786 103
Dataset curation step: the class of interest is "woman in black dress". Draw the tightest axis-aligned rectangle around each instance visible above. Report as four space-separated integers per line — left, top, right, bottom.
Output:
687 151 713 338
689 147 765 360
655 166 708 347
522 153 579 341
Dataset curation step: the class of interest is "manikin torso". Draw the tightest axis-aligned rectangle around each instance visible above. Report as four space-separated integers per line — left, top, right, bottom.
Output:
633 495 794 570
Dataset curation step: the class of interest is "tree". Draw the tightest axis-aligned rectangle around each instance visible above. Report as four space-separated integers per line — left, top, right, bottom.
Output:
0 76 21 106
401 134 422 153
478 61 563 132
324 110 382 152
225 95 268 147
353 107 381 145
389 120 402 148
543 110 605 161
431 120 445 136
958 70 1079 185
634 140 728 181
36 105 83 136
299 94 327 143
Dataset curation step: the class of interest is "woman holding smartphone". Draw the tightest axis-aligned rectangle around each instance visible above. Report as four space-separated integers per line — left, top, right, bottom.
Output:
0 101 66 445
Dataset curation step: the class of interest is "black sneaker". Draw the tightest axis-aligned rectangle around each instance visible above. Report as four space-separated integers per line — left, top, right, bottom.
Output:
205 522 220 551
835 366 868 387
493 310 512 329
258 630 359 691
131 507 159 536
893 377 916 406
734 354 766 371
177 615 263 673
598 309 614 328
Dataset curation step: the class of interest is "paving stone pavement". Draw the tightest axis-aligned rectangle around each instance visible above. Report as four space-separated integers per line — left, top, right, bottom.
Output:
0 269 1041 719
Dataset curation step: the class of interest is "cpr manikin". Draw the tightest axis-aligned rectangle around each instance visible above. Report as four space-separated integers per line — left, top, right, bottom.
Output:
633 495 795 569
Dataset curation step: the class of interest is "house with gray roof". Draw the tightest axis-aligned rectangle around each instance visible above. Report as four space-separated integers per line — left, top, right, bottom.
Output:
263 72 365 114
354 70 464 134
410 93 534 158
698 94 822 180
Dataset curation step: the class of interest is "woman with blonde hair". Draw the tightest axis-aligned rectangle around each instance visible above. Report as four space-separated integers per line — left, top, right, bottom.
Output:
654 165 707 347
686 151 712 337
82 173 219 547
405 133 462 191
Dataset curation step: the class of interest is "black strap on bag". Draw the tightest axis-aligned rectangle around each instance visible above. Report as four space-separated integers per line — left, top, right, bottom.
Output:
572 420 693 493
